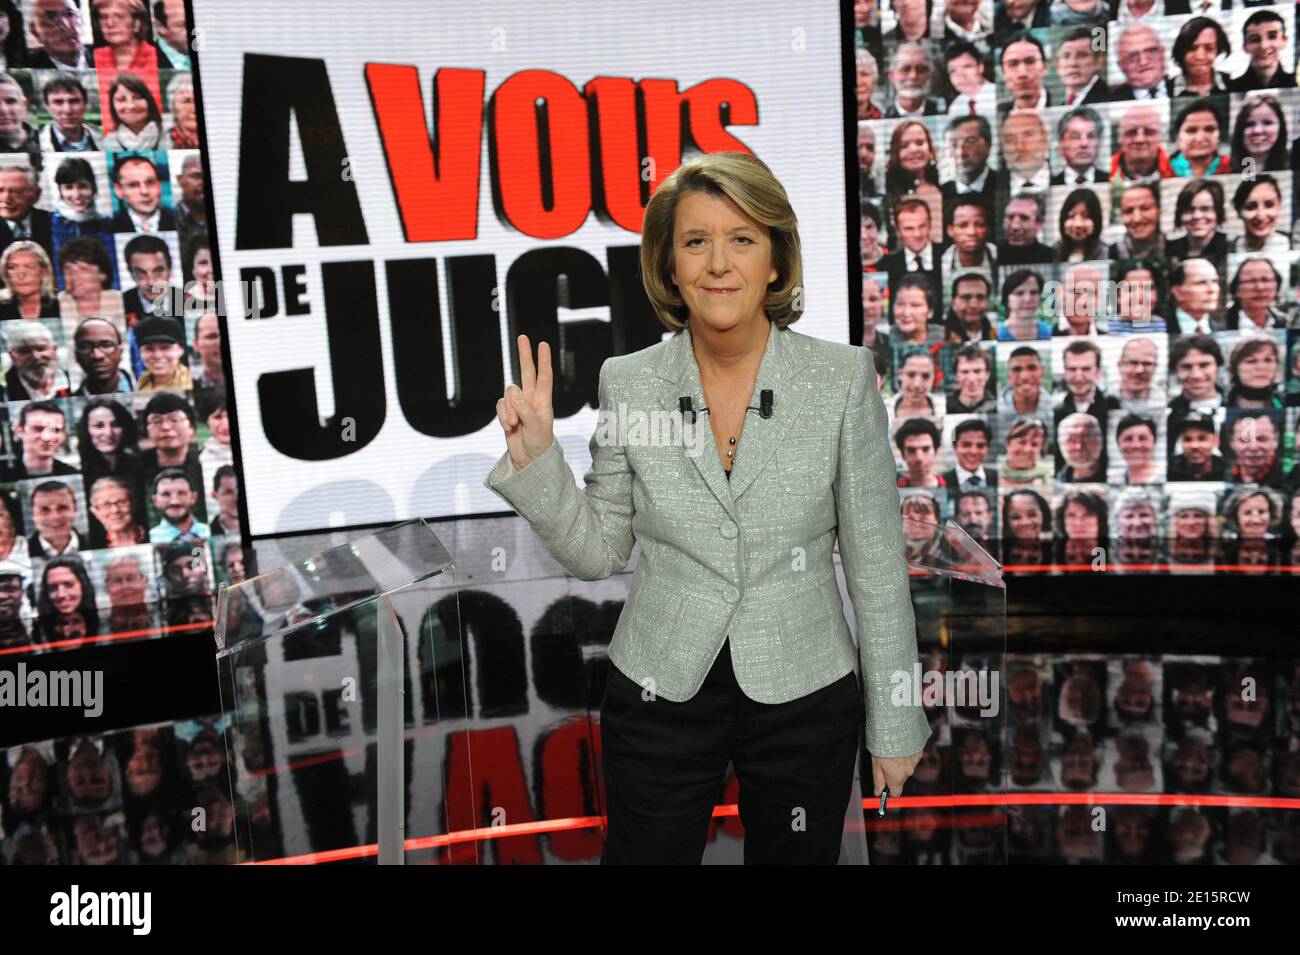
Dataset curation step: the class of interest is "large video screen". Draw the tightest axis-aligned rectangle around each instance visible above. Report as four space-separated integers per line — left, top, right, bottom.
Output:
854 0 1300 572
0 0 239 660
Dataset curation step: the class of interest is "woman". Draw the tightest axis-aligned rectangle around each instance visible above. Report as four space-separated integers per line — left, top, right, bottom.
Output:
1230 95 1289 175
884 120 940 196
999 417 1053 487
1228 176 1291 253
1002 489 1051 543
49 158 116 286
485 151 929 864
889 272 940 344
182 233 215 309
36 555 99 640
1167 99 1228 178
1054 487 1108 565
87 474 147 548
997 269 1052 340
856 47 882 121
0 241 59 321
1054 188 1107 263
76 398 142 477
57 237 125 326
0 0 30 69
91 0 166 71
1225 335 1283 409
1108 262 1167 334
860 201 886 269
1166 179 1228 262
862 273 890 351
1168 18 1231 97
164 72 198 148
103 72 163 150
1222 487 1281 541
0 490 28 566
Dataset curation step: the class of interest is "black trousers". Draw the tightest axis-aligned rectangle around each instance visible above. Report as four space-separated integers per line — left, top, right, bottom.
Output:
598 637 861 864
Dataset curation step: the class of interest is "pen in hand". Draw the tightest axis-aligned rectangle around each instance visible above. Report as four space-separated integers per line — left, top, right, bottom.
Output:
878 784 889 817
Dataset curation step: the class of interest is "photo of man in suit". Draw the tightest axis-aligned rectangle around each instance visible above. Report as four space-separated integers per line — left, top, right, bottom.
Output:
0 165 53 259
0 75 43 168
25 0 95 70
878 197 942 296
997 110 1051 195
1051 108 1107 185
995 0 1049 40
1055 28 1107 107
886 41 944 116
941 115 995 206
121 234 178 327
944 417 1000 493
111 155 178 234
1108 23 1169 100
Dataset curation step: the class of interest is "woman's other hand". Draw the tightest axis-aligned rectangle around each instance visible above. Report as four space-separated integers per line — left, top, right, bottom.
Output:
871 750 922 797
496 334 556 471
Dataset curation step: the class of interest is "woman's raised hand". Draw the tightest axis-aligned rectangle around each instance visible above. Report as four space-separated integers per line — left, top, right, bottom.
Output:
496 335 555 471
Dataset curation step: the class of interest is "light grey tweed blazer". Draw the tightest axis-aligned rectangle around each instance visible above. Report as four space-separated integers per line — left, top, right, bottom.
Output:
483 321 931 757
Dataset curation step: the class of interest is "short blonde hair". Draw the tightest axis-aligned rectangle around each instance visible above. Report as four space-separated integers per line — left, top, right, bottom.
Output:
640 151 804 332
0 241 55 301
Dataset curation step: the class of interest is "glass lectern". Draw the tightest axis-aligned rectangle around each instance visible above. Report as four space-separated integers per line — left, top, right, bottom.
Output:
214 515 1004 864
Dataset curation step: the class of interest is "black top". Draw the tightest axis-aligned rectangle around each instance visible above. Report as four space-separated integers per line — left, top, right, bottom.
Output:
725 468 731 480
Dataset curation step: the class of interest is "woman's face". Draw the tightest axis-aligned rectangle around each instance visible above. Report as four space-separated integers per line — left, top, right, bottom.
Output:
1173 508 1208 539
1177 109 1219 162
5 250 45 297
1237 494 1271 538
64 259 108 296
900 355 934 399
1008 497 1043 540
58 180 97 214
897 124 932 175
86 406 123 455
1237 345 1278 389
98 0 138 45
209 408 230 444
192 247 214 287
1063 500 1099 539
862 279 883 326
1240 183 1281 240
46 567 82 615
1181 189 1218 239
1063 202 1094 243
0 505 13 556
1008 279 1041 321
173 87 197 129
112 85 150 131
893 287 931 339
860 216 879 256
1242 103 1280 158
671 190 777 334
1006 430 1043 468
1183 28 1220 82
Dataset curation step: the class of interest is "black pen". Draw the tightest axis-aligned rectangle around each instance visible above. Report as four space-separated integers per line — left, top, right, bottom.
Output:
878 784 889 817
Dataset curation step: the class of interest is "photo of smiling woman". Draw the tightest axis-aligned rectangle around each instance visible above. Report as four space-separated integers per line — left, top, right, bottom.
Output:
36 554 99 642
1228 175 1292 254
485 151 930 864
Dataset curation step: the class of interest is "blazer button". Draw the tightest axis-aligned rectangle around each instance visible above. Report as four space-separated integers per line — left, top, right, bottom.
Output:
726 585 740 602
719 519 738 540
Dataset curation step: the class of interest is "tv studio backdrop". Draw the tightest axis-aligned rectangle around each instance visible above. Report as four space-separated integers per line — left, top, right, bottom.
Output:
0 0 1297 866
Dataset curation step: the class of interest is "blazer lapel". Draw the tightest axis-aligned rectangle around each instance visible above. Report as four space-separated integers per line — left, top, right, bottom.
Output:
654 322 809 514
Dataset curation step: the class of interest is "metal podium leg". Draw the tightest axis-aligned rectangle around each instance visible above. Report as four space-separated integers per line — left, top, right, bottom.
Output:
377 596 404 865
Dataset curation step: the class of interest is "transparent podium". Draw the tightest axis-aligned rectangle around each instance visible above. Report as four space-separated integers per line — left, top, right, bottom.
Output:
213 516 1004 865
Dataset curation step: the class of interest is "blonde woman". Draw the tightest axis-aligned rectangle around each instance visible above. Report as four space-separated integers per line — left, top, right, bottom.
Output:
486 151 930 864
0 240 59 321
